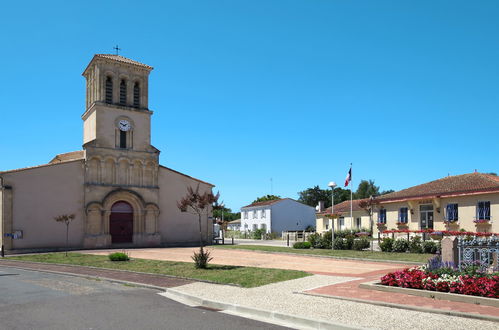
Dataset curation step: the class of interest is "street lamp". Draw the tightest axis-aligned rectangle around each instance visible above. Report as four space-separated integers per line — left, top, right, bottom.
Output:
328 181 337 249
220 203 225 243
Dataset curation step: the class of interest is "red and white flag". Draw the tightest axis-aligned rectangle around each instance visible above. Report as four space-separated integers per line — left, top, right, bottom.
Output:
344 167 352 187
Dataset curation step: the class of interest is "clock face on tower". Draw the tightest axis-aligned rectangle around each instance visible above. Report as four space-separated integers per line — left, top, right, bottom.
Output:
118 120 131 131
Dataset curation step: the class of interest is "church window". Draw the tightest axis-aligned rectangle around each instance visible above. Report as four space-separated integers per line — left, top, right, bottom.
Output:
120 130 127 148
119 79 127 105
133 82 140 107
105 77 113 103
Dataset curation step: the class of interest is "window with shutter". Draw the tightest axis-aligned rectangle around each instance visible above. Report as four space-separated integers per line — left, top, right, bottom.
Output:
105 77 113 103
133 82 140 107
477 201 491 220
119 80 127 105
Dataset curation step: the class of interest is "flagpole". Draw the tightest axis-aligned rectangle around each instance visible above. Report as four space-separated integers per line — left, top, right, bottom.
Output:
350 163 353 229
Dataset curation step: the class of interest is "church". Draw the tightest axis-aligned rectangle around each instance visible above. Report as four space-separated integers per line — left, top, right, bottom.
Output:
0 54 215 252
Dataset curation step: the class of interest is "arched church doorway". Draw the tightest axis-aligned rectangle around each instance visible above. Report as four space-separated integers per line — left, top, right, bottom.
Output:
110 201 133 244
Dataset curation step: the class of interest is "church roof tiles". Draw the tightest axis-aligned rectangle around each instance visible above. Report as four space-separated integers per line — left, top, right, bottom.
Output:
94 54 153 70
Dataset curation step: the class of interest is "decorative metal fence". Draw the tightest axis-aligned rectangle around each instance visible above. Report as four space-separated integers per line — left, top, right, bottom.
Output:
457 236 499 271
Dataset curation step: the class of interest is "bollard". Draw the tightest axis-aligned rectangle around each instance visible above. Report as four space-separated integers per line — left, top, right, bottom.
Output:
1 245 4 258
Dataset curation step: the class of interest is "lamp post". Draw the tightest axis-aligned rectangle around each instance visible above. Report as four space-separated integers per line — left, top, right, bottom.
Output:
220 203 225 243
328 181 337 249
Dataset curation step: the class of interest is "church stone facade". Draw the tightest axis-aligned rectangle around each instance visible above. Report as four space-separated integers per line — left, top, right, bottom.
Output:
0 54 214 251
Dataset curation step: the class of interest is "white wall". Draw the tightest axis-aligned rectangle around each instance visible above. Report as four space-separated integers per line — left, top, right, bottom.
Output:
240 207 271 232
271 200 315 233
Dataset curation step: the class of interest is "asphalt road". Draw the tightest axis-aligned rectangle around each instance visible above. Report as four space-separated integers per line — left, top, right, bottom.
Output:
0 267 289 330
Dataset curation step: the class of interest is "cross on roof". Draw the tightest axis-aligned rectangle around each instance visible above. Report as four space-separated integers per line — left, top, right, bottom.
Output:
113 45 121 55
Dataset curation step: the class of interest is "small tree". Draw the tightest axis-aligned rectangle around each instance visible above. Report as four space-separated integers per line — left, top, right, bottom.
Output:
53 214 76 256
177 185 219 268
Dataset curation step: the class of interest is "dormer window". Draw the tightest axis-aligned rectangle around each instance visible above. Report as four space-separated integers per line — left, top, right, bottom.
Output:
105 76 113 103
133 82 140 108
119 79 127 105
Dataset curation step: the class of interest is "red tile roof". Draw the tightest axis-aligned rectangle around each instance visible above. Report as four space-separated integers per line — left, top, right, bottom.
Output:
49 151 85 164
241 198 287 208
318 199 368 215
241 198 312 209
94 54 153 69
377 172 499 203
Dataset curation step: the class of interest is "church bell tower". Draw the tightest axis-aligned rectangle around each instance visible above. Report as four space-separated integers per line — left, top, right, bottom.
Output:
81 54 160 189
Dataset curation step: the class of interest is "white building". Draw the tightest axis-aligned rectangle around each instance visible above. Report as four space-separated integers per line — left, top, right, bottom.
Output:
240 198 316 234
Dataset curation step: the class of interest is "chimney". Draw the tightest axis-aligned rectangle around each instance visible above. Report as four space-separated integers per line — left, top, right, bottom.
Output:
317 201 325 212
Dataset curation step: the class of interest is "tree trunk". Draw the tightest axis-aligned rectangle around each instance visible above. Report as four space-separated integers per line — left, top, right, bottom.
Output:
198 214 204 253
65 222 69 257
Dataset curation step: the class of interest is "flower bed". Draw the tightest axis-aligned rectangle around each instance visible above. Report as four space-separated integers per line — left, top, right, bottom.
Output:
382 229 499 237
380 265 499 298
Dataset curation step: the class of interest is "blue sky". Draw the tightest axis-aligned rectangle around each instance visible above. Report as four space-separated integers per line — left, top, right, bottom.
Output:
1 1 498 211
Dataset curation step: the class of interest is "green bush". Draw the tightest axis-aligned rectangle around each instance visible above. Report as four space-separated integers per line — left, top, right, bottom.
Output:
379 238 394 252
409 236 423 253
320 231 333 249
333 237 346 250
251 228 265 239
307 233 322 248
345 235 355 250
392 239 409 252
352 238 371 251
108 252 130 261
293 241 312 249
191 248 213 269
422 240 438 254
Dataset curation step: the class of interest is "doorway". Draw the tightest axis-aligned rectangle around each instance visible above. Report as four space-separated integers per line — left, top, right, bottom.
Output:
420 204 434 230
110 201 133 243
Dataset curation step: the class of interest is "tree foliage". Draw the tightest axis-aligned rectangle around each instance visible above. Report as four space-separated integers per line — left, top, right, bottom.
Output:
297 185 350 208
252 195 281 204
298 179 392 208
355 180 380 199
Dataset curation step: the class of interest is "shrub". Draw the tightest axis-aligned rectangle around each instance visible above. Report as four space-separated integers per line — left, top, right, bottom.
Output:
345 235 355 250
108 252 130 261
307 233 322 248
333 237 346 250
353 238 371 251
293 241 311 249
192 248 213 269
379 238 394 252
320 231 332 249
422 240 438 254
409 236 423 254
251 228 265 239
392 239 409 252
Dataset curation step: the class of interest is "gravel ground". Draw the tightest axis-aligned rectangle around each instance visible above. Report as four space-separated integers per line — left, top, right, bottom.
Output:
172 275 497 330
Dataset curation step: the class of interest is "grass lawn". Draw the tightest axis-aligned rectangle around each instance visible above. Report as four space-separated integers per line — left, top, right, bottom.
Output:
6 253 310 288
214 245 433 263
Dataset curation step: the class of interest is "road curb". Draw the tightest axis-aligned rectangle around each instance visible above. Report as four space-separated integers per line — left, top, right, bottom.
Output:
297 291 499 323
162 288 362 330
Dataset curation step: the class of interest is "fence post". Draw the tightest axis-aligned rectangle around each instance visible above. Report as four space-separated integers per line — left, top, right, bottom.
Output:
407 232 410 241
391 232 394 240
1 245 4 258
287 233 289 247
232 236 234 245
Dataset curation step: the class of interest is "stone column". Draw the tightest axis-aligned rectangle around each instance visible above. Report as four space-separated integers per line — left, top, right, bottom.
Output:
441 236 458 267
